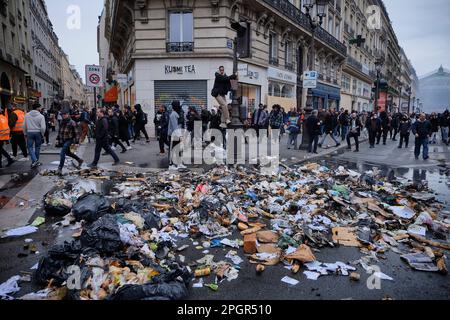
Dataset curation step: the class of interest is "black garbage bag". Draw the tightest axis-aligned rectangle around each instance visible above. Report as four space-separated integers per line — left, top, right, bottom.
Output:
73 193 111 223
43 191 72 216
80 214 122 254
34 241 84 286
144 212 161 230
112 281 188 300
112 263 191 300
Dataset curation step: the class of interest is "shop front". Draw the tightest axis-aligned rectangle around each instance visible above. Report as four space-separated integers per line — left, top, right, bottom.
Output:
132 58 236 137
237 63 267 120
310 82 341 110
267 67 297 111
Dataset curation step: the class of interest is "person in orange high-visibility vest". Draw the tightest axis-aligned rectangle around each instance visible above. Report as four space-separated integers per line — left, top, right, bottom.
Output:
8 103 28 159
0 106 15 168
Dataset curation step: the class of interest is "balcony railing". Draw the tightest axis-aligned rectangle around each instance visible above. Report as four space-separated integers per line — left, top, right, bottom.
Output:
269 57 279 66
285 62 295 72
262 0 347 56
346 56 363 72
166 42 194 53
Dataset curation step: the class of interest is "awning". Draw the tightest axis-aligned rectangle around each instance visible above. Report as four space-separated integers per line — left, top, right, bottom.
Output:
104 86 119 103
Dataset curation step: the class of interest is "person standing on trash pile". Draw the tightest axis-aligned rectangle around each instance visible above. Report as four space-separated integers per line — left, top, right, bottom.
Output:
154 105 169 155
346 111 363 152
319 110 340 148
24 103 46 169
211 66 238 128
88 108 120 169
107 108 127 154
7 103 28 160
0 106 15 169
168 100 186 170
132 104 150 143
412 113 432 160
305 110 321 154
398 113 412 149
56 108 84 176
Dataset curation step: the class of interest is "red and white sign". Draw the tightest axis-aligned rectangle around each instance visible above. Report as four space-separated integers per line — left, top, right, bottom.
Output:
85 65 104 87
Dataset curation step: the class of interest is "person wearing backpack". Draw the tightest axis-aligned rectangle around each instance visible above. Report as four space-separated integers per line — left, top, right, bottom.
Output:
132 104 150 143
286 111 301 150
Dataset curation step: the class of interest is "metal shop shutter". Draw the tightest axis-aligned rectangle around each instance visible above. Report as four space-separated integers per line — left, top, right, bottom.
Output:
154 80 207 113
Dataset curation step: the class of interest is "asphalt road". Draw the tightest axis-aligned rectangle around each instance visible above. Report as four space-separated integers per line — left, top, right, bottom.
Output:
0 133 449 300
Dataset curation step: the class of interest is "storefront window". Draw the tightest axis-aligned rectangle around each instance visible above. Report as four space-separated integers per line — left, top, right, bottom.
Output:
273 83 281 97
238 83 261 114
281 84 294 98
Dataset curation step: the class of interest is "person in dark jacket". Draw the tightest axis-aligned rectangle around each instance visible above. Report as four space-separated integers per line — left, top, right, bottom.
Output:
319 111 340 147
439 110 449 145
338 109 350 141
107 108 127 153
154 105 169 154
186 106 200 134
117 109 131 149
429 112 439 144
305 110 322 154
56 108 84 176
200 105 211 134
378 111 389 145
133 104 150 143
365 112 382 148
88 108 120 168
391 112 401 141
398 114 412 149
412 113 432 160
347 111 362 152
211 66 238 128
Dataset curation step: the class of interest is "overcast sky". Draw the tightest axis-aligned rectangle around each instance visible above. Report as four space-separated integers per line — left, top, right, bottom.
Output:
46 0 450 81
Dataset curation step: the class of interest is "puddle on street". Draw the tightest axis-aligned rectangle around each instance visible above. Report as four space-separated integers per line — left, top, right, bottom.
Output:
321 158 450 209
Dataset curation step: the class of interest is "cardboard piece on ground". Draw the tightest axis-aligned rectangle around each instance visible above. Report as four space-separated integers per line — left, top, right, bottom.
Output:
332 227 362 247
244 234 257 254
256 231 279 243
241 226 261 236
285 244 316 263
257 243 281 255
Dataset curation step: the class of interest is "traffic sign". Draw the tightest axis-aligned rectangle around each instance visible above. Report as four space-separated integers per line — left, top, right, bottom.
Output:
85 65 104 88
303 71 318 89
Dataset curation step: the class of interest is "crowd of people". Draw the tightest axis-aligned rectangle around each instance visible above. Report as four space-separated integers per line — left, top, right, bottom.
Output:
1 90 449 171
0 100 156 174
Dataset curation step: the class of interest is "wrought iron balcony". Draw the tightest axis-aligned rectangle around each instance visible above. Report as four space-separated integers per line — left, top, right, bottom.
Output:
269 57 279 66
166 42 194 53
285 62 295 72
262 0 347 56
346 56 363 72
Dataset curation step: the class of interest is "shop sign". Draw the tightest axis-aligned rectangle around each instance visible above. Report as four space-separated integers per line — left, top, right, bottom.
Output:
239 63 259 80
116 74 128 85
165 65 196 75
268 67 296 84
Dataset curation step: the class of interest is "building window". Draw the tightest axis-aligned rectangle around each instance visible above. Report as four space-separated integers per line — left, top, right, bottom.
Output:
341 74 351 92
285 41 293 70
281 84 294 98
167 11 194 52
268 81 281 97
352 79 357 94
269 32 279 65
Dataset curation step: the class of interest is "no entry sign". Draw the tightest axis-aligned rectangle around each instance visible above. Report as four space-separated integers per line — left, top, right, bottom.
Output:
85 65 104 87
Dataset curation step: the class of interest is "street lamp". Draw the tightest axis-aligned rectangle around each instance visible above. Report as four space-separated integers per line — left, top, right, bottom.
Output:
299 0 330 150
374 58 383 113
406 86 412 115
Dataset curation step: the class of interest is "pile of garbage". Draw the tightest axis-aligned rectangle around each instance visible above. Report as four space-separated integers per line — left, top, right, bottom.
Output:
4 161 449 300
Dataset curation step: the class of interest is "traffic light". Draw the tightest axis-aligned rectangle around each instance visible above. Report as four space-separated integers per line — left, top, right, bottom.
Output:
231 21 251 59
